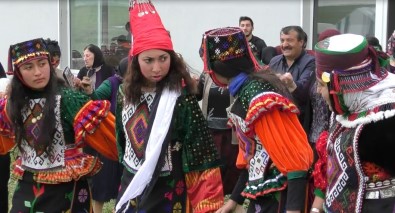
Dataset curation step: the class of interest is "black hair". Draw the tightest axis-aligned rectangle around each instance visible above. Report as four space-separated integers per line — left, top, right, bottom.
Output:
250 70 294 103
44 38 61 58
117 57 129 78
281 26 308 48
72 50 82 58
261 46 279 65
239 16 254 27
125 21 130 31
84 44 105 68
0 62 6 78
211 55 254 78
366 36 383 51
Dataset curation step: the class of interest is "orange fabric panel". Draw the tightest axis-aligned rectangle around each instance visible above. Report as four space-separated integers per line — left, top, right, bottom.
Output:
236 145 248 169
254 109 313 175
185 168 224 213
84 113 118 161
0 135 14 155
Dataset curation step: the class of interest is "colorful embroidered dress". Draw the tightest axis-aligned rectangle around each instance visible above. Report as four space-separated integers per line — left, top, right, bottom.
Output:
115 87 223 213
227 77 313 211
313 33 395 213
0 88 117 213
314 110 395 213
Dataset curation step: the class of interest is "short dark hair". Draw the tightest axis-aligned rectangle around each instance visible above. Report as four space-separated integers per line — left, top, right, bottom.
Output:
239 16 254 27
281 26 307 48
45 38 61 58
366 36 382 51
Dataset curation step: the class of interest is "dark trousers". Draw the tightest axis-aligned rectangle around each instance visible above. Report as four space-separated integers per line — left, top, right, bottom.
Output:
0 153 10 213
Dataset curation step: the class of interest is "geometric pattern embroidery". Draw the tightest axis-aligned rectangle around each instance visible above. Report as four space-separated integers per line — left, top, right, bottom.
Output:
325 125 363 213
326 133 349 207
24 102 44 144
122 93 155 171
122 92 172 174
21 96 65 170
126 102 149 159
227 110 269 182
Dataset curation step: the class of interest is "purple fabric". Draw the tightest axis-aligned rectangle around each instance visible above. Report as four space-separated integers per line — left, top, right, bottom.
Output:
108 75 122 113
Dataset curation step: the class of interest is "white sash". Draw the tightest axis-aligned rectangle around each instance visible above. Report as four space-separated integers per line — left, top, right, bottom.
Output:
116 87 180 211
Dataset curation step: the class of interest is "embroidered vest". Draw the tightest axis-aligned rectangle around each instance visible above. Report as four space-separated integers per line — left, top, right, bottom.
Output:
325 122 366 213
21 95 66 171
121 92 172 175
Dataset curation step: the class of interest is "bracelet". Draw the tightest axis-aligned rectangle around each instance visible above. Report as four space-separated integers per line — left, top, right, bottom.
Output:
311 207 321 213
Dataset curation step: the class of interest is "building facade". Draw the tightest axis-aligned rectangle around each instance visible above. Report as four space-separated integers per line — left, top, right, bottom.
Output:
0 0 393 73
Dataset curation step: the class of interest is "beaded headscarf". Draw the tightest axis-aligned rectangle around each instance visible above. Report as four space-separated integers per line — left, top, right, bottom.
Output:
315 34 389 115
7 38 49 76
201 27 261 87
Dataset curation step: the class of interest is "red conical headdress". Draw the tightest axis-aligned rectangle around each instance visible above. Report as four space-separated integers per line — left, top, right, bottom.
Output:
129 0 173 57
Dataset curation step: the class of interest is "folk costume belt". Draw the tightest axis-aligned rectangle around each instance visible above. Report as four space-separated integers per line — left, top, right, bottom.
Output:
365 178 395 199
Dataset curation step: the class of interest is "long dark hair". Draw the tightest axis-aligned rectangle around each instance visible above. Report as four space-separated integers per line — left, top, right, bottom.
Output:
250 69 295 102
84 44 105 68
8 59 61 155
123 50 197 105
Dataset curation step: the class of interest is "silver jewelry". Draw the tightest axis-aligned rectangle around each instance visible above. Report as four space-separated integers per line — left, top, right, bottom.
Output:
311 207 321 213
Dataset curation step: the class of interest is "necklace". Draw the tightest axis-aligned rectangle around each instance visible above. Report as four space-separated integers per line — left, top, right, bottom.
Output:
27 107 43 124
31 112 43 124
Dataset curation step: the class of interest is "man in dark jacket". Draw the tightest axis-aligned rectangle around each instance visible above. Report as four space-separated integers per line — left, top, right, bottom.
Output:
269 25 315 124
239 16 267 62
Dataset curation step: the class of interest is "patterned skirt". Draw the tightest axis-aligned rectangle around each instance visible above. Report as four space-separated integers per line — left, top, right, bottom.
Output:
10 172 92 213
116 168 187 213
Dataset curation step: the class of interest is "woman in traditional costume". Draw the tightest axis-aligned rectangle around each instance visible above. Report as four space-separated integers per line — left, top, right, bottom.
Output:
200 27 313 213
0 38 117 213
312 33 395 213
114 1 224 212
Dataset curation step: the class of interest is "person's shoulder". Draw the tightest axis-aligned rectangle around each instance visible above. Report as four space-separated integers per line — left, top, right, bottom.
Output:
301 50 315 60
252 35 264 42
269 54 283 65
298 51 315 65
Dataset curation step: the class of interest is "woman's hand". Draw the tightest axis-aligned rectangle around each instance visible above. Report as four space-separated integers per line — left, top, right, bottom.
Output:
215 199 237 213
310 196 324 213
80 76 93 94
73 77 81 88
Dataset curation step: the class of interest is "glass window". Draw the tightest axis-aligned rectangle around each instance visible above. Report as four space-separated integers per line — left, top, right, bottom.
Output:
70 0 129 70
314 0 376 44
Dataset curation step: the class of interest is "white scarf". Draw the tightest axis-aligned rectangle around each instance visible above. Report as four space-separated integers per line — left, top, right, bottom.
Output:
337 73 395 127
116 87 180 212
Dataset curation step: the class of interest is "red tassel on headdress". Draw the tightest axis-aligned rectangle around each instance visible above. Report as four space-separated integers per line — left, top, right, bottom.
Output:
244 36 262 72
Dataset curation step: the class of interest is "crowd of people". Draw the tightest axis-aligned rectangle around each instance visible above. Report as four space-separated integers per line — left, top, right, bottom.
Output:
0 0 395 212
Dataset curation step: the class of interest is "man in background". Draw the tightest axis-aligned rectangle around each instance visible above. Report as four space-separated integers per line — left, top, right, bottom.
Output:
269 25 315 126
239 16 267 62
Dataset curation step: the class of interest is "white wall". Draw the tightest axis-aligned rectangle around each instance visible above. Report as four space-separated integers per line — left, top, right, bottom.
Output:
0 0 305 74
154 0 303 71
0 0 59 72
